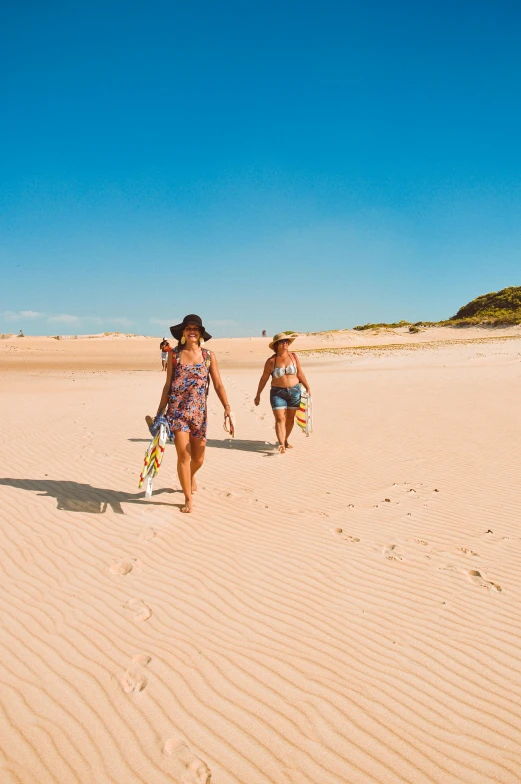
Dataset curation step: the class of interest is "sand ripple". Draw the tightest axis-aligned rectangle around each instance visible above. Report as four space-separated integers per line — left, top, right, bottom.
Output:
1 346 521 782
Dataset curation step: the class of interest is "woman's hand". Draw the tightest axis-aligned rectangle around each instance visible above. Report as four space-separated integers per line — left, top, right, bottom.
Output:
224 407 235 437
255 359 272 406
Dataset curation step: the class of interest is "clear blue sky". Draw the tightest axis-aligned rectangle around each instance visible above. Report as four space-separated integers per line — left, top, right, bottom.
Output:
1 0 520 336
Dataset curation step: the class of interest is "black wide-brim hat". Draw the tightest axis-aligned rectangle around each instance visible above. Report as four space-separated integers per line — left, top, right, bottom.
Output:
170 314 212 341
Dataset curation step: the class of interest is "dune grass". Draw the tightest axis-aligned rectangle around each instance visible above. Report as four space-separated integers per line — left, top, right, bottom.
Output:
353 286 521 330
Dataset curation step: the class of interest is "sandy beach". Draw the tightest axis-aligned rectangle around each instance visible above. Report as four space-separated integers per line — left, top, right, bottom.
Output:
1 328 521 783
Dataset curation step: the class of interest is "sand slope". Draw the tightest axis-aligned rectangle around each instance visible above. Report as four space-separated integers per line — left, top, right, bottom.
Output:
1 337 521 782
2 324 521 372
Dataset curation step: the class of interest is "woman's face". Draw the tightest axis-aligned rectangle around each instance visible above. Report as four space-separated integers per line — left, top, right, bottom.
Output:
276 339 290 353
183 323 202 342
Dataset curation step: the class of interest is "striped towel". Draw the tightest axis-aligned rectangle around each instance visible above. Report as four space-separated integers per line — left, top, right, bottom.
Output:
296 389 313 436
139 422 169 497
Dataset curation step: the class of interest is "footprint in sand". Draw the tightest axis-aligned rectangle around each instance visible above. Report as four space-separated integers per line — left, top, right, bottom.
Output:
163 739 211 783
458 547 478 557
333 528 360 542
124 598 152 622
115 654 152 693
109 558 142 576
468 570 502 592
383 544 402 561
139 527 156 541
118 669 147 692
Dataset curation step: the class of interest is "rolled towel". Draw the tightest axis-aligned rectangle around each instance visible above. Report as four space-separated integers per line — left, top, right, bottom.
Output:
145 414 171 438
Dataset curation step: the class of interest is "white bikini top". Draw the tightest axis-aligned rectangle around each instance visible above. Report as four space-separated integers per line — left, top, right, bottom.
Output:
271 353 297 378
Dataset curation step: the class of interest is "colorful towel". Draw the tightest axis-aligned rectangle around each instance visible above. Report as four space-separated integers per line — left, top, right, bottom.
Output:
296 389 313 436
139 421 169 498
147 414 169 436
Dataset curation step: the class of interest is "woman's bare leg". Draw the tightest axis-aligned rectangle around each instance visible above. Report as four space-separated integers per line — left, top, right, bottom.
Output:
174 431 193 512
285 409 297 448
189 436 206 492
274 410 287 453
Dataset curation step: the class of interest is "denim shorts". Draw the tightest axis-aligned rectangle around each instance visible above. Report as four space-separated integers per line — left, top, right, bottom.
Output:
270 384 302 410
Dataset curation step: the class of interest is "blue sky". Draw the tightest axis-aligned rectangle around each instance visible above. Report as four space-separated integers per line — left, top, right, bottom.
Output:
1 0 520 336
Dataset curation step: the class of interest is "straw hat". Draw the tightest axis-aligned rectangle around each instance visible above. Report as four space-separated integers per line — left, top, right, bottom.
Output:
269 332 297 351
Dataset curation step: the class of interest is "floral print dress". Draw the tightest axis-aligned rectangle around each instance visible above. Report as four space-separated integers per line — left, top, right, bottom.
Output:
166 356 209 441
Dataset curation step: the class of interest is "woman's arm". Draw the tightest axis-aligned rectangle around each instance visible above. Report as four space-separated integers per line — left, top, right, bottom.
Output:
208 353 231 412
254 358 274 405
156 351 174 414
294 353 311 394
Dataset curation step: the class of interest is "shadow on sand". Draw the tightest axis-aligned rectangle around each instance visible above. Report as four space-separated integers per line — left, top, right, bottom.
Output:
206 439 278 455
128 437 278 455
0 478 179 514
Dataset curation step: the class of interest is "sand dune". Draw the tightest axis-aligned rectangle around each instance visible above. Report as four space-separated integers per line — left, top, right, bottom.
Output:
1 335 521 782
1 324 521 372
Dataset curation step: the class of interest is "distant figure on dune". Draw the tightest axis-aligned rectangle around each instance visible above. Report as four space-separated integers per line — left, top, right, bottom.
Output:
18 329 24 337
254 332 311 453
147 314 234 513
160 339 171 371
262 329 267 337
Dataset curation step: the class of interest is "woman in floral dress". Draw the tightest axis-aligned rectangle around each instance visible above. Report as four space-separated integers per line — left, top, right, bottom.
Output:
151 314 233 513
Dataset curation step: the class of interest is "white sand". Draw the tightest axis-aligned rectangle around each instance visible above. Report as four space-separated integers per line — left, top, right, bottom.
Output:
1 331 521 783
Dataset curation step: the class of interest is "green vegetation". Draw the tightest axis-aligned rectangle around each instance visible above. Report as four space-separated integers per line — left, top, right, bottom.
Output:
353 320 437 331
353 320 411 331
449 286 521 325
353 286 521 329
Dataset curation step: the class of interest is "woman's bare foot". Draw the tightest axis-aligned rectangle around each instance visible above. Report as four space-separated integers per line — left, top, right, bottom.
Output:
181 497 193 513
145 415 154 430
277 444 286 454
191 476 198 493
285 441 294 449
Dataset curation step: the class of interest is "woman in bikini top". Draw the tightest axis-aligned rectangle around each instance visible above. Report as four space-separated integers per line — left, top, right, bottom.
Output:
254 332 311 453
271 357 297 378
